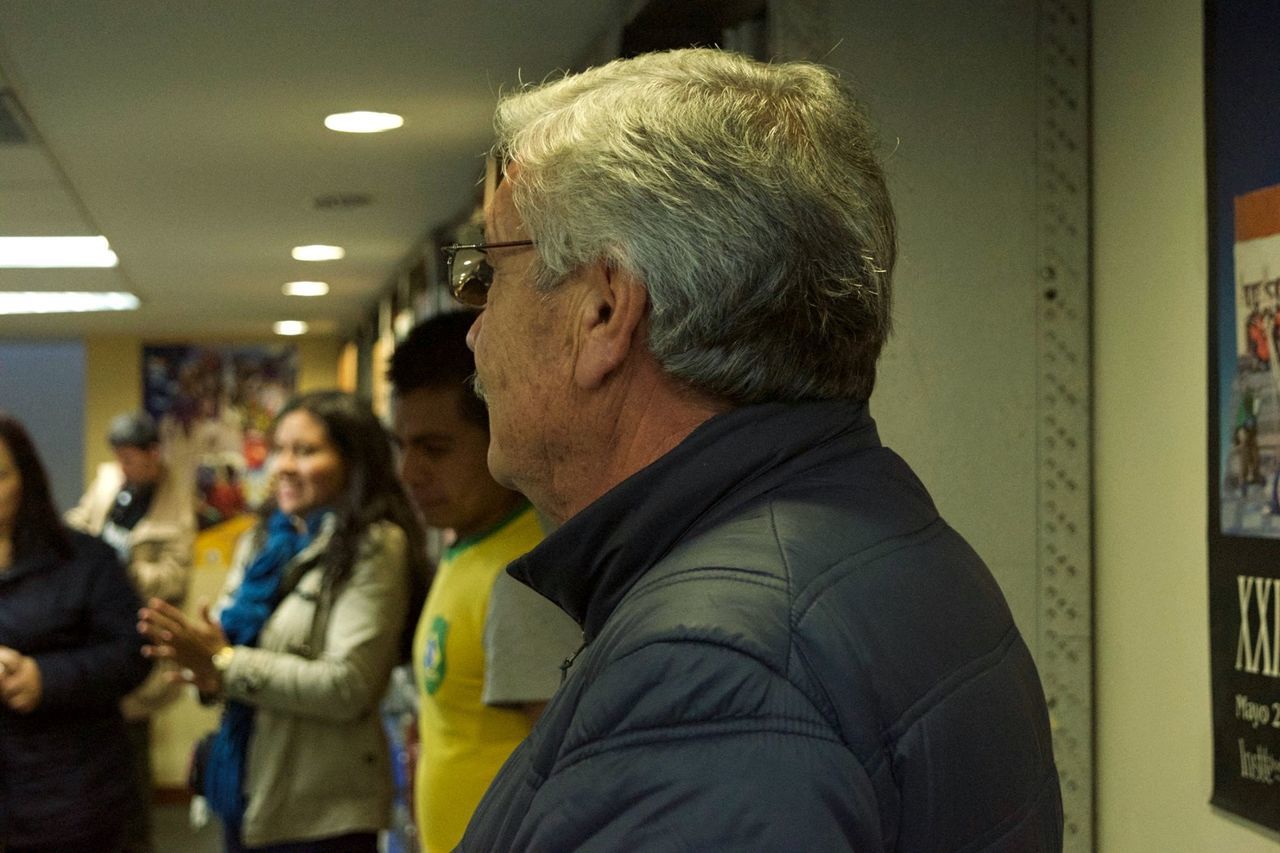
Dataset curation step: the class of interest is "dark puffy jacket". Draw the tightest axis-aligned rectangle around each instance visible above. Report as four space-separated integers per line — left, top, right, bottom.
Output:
0 530 150 847
462 401 1062 852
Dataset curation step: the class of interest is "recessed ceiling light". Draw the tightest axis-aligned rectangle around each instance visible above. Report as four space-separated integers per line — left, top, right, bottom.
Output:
0 236 118 268
273 320 309 336
282 281 329 297
0 291 139 314
291 244 345 261
324 111 404 133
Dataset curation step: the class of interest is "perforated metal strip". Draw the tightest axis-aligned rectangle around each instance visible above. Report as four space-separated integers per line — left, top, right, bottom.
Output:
1035 0 1094 849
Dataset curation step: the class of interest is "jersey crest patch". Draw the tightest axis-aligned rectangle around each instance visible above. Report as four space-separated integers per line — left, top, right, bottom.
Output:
422 615 449 695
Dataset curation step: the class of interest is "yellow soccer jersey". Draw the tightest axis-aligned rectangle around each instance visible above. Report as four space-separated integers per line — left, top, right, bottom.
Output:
413 503 545 853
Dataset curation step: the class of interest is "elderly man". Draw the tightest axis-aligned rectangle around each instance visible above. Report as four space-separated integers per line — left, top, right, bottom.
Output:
452 48 1062 851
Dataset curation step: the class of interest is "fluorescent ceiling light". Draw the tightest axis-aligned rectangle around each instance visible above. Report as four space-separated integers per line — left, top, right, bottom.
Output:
283 280 329 297
0 236 118 268
324 111 404 133
273 320 308 336
291 244 345 261
0 291 139 314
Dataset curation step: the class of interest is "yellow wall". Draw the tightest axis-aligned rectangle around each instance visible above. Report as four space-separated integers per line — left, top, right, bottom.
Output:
81 335 343 485
82 336 143 483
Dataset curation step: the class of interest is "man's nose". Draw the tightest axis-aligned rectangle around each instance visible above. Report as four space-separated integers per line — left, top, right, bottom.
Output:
466 312 483 351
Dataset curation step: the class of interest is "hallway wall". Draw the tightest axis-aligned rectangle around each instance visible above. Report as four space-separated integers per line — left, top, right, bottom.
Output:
0 340 84 510
1094 0 1279 847
833 0 1043 654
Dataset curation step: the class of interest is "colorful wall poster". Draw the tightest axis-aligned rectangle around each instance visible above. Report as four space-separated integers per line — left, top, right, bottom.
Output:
1207 0 1280 833
142 344 296 529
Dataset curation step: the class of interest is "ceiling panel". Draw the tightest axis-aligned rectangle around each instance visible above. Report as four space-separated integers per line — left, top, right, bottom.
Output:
0 0 624 338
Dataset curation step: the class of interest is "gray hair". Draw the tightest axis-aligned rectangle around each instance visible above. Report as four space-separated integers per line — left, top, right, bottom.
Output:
494 48 896 403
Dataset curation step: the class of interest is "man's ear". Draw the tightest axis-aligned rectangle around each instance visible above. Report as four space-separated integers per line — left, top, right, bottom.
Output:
574 261 648 390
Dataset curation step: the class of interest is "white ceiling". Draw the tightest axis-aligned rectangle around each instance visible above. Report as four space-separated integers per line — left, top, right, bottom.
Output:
0 1 624 339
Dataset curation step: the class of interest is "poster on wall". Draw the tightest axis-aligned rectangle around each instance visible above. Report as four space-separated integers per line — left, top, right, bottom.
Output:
1207 0 1280 834
142 344 296 530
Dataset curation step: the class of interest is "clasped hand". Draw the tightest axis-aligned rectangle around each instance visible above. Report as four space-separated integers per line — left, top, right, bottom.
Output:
138 598 228 694
0 645 42 713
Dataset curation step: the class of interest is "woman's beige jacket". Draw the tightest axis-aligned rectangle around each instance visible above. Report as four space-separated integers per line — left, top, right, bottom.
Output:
217 517 412 847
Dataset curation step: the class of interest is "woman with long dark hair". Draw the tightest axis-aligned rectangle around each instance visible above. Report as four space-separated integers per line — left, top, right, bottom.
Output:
140 391 429 852
0 412 150 852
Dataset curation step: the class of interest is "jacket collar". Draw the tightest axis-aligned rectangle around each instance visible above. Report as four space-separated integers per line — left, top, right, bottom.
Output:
507 399 880 642
274 512 337 596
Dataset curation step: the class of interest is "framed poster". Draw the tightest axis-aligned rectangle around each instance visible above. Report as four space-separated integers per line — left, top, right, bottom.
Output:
1206 0 1280 833
142 344 296 529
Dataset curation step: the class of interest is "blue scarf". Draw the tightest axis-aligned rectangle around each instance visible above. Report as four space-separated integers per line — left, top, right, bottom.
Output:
204 509 329 829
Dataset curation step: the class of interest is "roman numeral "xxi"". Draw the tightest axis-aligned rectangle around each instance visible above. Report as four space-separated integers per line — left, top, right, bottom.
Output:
1236 575 1280 677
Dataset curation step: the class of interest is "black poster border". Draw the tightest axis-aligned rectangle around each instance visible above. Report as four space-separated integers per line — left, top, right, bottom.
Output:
1205 0 1280 835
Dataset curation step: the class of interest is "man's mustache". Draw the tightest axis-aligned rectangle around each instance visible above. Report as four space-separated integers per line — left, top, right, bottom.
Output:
469 373 488 406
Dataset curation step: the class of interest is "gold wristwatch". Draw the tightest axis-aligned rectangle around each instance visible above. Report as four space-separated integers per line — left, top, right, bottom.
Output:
211 645 236 673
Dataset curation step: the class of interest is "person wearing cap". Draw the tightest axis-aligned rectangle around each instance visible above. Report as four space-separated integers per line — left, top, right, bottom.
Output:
66 411 196 853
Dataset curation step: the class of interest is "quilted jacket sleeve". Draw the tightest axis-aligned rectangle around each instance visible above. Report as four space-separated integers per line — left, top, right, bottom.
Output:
488 641 887 853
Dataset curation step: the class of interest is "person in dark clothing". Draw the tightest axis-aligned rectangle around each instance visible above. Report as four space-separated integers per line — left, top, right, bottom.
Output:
449 48 1063 851
0 412 151 852
65 410 196 853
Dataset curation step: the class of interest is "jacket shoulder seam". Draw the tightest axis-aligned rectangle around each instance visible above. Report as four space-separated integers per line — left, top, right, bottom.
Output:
860 623 1022 780
791 517 949 623
555 713 846 777
886 623 1021 742
766 500 794 682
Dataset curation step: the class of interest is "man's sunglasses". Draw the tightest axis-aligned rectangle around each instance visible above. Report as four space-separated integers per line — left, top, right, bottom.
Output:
440 240 535 307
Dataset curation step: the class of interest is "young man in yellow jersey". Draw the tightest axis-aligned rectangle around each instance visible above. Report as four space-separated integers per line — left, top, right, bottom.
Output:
387 311 581 853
